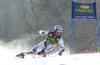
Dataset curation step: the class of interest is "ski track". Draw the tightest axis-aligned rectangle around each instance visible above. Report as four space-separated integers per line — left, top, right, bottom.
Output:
1 46 100 65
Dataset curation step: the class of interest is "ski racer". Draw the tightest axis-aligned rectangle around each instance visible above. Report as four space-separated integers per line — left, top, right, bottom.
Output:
16 25 65 58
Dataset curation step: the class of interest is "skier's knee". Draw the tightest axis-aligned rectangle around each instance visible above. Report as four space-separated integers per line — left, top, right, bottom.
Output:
32 46 37 53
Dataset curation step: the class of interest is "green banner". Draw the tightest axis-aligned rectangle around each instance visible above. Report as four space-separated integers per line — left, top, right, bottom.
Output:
72 2 96 19
75 4 93 14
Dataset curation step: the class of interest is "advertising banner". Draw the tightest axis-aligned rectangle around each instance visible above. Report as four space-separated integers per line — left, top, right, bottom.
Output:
72 2 97 19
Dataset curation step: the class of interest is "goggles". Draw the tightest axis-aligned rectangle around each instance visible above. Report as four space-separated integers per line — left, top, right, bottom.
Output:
56 30 62 33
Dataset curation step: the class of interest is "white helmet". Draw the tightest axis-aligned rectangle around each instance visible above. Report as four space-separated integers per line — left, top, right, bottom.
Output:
54 25 62 33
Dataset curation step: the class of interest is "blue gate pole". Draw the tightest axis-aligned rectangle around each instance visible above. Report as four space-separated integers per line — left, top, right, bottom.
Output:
96 19 99 52
70 18 73 54
94 0 99 52
70 0 74 54
94 0 96 2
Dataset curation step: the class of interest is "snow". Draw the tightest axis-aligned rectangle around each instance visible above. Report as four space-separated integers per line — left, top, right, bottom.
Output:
1 45 100 65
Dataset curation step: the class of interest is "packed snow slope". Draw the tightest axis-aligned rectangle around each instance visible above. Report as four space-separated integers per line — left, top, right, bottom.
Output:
1 46 100 65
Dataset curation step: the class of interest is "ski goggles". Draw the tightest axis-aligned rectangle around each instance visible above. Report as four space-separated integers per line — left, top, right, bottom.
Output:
56 30 62 33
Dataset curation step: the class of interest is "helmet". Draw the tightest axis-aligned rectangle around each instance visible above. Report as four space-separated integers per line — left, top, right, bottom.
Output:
54 25 62 33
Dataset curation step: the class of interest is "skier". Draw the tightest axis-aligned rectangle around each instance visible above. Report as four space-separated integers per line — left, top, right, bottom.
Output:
16 25 65 58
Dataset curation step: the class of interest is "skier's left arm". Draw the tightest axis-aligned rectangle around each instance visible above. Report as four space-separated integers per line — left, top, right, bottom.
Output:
39 30 51 36
58 37 65 55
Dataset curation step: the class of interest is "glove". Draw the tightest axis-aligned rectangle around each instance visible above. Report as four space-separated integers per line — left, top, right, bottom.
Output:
58 51 62 56
41 32 46 36
39 30 45 36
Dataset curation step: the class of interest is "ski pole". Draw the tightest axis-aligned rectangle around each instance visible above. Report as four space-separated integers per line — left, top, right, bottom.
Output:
4 34 42 44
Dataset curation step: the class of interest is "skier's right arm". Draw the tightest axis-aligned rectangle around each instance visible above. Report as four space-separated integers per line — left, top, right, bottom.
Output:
39 30 51 36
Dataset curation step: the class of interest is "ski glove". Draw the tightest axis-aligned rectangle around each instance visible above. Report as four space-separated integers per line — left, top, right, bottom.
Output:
39 30 45 36
41 32 46 36
58 51 63 56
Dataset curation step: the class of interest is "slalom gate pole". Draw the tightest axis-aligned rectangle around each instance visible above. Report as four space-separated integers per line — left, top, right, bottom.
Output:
70 18 73 54
94 0 99 52
70 0 74 54
96 19 99 52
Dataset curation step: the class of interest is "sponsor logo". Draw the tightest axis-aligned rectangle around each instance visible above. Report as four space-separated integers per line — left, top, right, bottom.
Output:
80 5 90 9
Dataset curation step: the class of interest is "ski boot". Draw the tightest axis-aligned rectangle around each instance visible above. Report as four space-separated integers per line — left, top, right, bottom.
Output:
43 54 46 57
37 50 46 57
16 52 25 59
